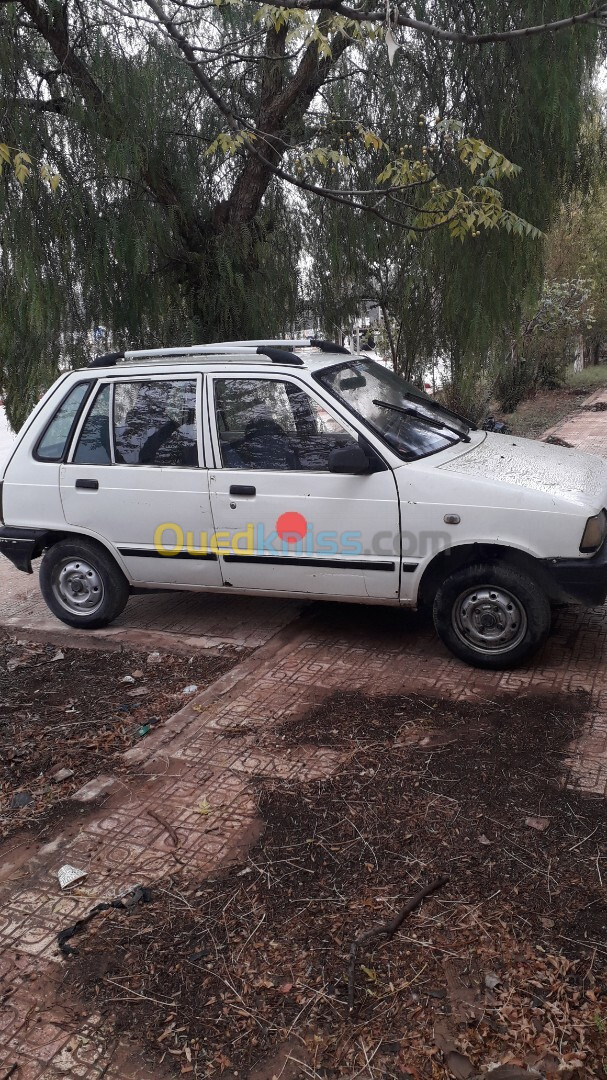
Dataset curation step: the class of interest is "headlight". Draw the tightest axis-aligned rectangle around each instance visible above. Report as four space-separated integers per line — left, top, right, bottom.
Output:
580 509 607 553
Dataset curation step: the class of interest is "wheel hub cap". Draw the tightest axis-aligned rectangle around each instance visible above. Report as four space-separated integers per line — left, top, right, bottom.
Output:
53 559 104 615
452 586 527 655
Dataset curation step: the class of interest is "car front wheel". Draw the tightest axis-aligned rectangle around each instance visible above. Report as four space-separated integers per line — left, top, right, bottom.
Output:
432 562 551 669
40 537 129 629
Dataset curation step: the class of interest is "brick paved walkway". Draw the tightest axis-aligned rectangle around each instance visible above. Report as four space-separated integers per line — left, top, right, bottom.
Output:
1 387 607 1077
0 557 302 651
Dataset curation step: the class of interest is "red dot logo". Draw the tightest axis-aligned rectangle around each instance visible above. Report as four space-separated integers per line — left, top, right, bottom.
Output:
276 511 308 545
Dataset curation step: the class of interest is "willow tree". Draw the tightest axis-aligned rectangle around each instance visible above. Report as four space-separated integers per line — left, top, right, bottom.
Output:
0 0 605 426
306 2 604 415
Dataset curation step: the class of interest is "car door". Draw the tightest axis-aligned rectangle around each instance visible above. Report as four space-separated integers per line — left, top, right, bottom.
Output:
207 372 401 599
60 374 223 588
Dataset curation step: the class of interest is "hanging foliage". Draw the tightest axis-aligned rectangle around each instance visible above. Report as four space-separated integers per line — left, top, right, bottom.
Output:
0 0 604 426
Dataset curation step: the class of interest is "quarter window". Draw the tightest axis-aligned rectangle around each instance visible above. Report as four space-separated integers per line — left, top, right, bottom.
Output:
73 385 111 464
36 382 90 462
113 380 198 467
214 378 356 471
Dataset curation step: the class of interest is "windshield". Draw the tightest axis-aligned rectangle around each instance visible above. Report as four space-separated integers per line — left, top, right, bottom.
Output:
318 359 471 461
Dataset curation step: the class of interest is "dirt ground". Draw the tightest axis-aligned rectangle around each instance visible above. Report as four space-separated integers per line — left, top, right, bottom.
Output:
503 388 592 440
67 689 607 1079
0 634 244 840
498 367 607 440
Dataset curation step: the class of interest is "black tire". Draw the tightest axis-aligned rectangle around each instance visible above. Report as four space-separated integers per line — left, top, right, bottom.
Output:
432 561 551 670
39 537 129 629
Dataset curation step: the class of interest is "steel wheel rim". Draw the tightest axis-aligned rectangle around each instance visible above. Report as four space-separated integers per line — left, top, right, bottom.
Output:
52 558 105 616
452 584 527 655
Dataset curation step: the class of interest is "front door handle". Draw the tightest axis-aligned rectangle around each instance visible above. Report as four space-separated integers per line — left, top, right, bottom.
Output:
229 485 256 496
75 479 99 491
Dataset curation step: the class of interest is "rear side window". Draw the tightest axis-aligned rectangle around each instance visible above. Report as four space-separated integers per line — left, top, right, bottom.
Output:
113 380 198 467
73 385 111 465
36 382 91 462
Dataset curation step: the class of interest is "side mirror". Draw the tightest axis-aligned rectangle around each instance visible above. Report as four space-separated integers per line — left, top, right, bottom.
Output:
328 444 370 474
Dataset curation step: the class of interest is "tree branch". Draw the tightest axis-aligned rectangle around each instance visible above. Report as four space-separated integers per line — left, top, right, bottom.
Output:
230 0 607 44
17 0 184 210
3 96 71 114
143 0 241 129
144 0 358 226
18 0 106 110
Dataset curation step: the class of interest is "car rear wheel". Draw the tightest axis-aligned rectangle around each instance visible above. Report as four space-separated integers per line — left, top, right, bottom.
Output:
40 537 129 629
432 562 551 669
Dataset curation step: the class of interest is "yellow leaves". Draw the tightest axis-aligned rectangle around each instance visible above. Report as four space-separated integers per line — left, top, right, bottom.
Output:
6 149 31 185
358 126 387 152
40 163 62 192
254 4 309 30
327 14 368 41
308 23 332 57
408 181 542 244
458 136 520 182
0 142 61 191
205 130 257 157
297 146 351 170
360 965 377 982
254 7 370 44
376 155 433 187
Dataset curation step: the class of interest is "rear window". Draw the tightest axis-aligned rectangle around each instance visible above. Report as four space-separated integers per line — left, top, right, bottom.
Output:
113 380 198 467
36 382 91 462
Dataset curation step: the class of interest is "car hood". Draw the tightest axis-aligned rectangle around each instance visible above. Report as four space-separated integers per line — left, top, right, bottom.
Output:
438 430 607 509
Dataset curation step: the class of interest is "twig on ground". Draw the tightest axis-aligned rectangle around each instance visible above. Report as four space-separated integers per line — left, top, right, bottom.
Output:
568 824 600 852
350 1037 382 1080
103 977 176 1007
347 874 449 1011
558 933 607 955
147 808 179 847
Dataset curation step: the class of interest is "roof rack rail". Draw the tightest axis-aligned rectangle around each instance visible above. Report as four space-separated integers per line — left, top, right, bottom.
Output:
89 345 304 367
88 337 347 368
256 346 303 366
89 351 125 368
123 345 260 360
209 337 350 355
121 344 303 365
309 339 350 355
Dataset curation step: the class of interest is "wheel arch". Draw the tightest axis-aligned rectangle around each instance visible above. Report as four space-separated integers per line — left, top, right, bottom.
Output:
418 542 556 608
36 529 129 576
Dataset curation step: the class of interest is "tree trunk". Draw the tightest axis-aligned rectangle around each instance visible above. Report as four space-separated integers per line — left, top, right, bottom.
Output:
573 334 584 372
380 303 398 369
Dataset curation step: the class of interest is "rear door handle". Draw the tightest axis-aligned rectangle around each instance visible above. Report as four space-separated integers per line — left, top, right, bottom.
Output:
229 485 256 496
75 479 99 491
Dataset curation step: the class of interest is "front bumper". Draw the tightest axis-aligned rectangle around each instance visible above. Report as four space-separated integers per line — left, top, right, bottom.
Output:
0 527 50 574
543 539 607 606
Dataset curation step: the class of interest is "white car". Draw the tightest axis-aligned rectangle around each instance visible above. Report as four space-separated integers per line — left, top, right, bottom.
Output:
1 339 607 669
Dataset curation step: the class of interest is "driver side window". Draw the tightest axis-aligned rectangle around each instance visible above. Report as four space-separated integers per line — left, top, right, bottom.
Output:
214 378 356 471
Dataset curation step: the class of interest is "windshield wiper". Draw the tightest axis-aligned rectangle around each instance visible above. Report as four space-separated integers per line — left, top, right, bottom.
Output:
372 399 471 443
403 391 473 431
